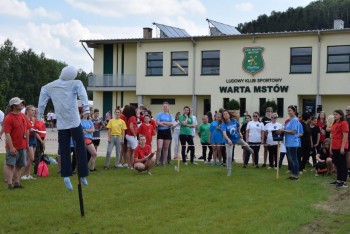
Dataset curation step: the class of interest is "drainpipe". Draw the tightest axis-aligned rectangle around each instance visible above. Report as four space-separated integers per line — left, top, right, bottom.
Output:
191 37 197 116
316 30 321 112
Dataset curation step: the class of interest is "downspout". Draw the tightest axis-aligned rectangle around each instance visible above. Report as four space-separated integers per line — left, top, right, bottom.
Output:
191 37 197 116
81 42 94 61
316 30 321 112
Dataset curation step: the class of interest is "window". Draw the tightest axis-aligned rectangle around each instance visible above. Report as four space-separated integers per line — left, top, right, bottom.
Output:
259 98 266 117
201 50 220 75
146 52 163 76
150 99 175 105
277 98 284 117
239 98 246 117
290 47 312 73
171 52 188 75
327 45 350 73
223 98 229 109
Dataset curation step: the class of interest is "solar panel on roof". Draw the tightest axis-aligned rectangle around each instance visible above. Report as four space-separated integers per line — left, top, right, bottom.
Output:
206 19 241 35
153 23 190 38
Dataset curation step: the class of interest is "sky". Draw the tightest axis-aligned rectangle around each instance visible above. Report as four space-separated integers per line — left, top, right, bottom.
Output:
0 0 314 72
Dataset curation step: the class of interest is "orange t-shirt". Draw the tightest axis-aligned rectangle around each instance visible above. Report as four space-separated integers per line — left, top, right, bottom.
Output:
331 120 349 150
134 145 151 164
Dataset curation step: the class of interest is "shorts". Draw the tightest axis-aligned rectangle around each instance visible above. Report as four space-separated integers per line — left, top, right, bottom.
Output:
29 137 37 147
85 138 93 145
157 129 172 140
93 139 100 147
126 135 138 149
6 149 27 167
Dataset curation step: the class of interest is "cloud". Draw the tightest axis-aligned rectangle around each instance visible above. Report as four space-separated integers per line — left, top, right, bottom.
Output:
0 20 103 72
65 0 206 17
0 0 61 20
235 3 254 12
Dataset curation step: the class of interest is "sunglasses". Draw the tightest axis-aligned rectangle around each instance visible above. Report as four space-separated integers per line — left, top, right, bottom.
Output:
271 117 277 119
346 109 350 111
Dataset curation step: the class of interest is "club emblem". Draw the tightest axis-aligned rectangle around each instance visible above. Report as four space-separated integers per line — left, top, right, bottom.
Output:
242 47 265 75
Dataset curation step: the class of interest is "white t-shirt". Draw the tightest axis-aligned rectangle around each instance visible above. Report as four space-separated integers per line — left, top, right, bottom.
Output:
0 110 4 124
264 122 283 145
247 121 264 143
51 113 57 120
46 112 52 121
191 115 197 137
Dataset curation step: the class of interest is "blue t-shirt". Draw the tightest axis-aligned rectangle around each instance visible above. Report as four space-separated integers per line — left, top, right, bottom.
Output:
221 119 240 144
81 119 93 139
156 112 174 130
209 121 224 144
284 117 301 147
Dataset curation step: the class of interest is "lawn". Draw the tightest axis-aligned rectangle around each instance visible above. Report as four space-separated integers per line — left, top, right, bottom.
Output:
0 156 346 234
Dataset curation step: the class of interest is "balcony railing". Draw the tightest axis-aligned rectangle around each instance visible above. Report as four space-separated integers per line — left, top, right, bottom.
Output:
88 74 136 87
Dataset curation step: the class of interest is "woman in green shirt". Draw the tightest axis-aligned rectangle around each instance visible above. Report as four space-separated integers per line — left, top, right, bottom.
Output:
179 106 197 165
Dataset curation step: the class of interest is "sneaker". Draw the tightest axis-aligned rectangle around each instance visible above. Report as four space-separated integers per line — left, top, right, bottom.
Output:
302 169 307 173
227 170 232 176
198 156 204 160
183 162 188 166
255 165 259 168
90 168 97 172
314 173 319 177
242 165 247 168
122 163 128 168
147 171 152 176
310 168 315 172
336 182 348 188
191 162 198 165
64 177 73 191
286 170 291 174
104 166 109 170
204 161 211 164
330 181 338 185
13 184 24 189
262 164 266 168
291 177 299 181
299 171 303 175
268 167 272 170
21 175 30 180
28 175 36 180
80 177 88 186
8 184 14 190
211 162 217 166
117 164 124 168
220 163 226 167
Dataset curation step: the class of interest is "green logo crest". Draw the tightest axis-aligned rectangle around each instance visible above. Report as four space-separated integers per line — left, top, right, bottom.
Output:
242 47 265 75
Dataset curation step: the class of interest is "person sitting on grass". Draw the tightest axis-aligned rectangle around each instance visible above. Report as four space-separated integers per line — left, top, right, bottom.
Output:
315 138 333 176
134 135 156 175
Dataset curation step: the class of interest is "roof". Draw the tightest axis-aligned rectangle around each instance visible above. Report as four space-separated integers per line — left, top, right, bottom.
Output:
80 28 350 48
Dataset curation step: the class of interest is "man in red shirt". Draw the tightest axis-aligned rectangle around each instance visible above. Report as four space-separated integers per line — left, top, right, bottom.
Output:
3 97 31 190
134 135 156 175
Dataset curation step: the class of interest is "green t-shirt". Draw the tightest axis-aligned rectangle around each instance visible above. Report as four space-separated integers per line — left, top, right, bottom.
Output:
179 114 193 135
198 123 210 143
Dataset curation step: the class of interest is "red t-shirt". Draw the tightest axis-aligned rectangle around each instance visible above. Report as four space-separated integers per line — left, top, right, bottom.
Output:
138 123 156 146
3 112 32 150
316 120 326 143
134 145 151 163
126 116 138 136
34 119 47 139
331 120 349 150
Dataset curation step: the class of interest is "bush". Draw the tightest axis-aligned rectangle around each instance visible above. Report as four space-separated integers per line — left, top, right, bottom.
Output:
226 98 240 110
262 99 277 113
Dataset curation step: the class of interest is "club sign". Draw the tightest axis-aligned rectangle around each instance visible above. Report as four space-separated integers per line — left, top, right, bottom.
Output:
242 47 265 75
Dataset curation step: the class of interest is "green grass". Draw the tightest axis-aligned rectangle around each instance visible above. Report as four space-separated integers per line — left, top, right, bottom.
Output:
0 156 340 234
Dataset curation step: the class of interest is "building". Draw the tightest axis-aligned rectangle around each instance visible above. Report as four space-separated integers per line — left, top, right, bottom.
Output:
80 20 350 119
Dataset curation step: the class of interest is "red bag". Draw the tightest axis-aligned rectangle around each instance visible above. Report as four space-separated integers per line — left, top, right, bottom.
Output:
38 161 49 177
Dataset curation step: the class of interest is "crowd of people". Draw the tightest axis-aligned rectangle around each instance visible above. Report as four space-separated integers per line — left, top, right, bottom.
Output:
1 74 349 190
1 98 350 190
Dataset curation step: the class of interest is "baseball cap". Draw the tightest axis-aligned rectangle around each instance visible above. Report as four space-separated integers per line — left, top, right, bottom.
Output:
9 97 24 106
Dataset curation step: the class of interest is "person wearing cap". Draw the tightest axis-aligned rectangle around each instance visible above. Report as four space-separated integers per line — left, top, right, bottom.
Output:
3 97 32 189
37 65 90 191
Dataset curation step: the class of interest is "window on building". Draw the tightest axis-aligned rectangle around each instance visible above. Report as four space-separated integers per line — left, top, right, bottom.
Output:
239 98 246 117
290 47 312 73
223 98 230 109
259 98 266 117
277 98 284 117
201 50 220 75
146 52 163 76
150 99 175 105
171 52 188 75
327 45 350 73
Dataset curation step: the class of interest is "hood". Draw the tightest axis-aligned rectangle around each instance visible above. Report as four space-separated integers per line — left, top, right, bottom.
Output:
59 66 78 80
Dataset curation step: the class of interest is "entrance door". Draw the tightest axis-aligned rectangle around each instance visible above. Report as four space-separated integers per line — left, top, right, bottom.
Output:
302 98 316 115
203 99 211 115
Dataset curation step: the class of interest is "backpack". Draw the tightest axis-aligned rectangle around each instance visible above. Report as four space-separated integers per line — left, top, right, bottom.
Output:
38 161 49 177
